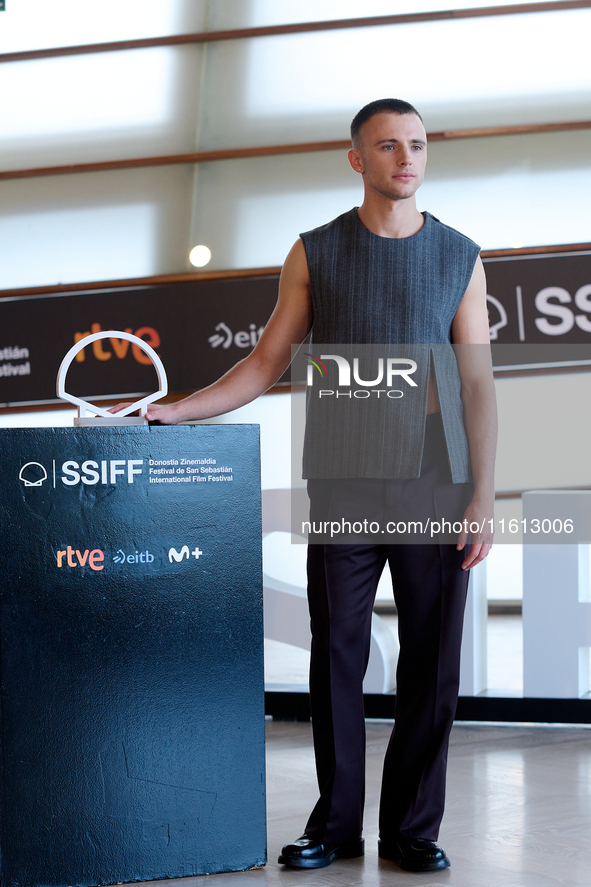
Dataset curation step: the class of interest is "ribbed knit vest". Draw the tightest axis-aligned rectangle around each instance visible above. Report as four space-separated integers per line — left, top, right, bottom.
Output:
300 208 480 482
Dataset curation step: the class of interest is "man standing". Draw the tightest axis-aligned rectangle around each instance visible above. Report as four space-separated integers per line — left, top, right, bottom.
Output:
116 99 496 874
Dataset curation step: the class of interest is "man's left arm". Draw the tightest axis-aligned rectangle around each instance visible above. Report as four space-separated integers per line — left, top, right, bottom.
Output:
451 256 498 569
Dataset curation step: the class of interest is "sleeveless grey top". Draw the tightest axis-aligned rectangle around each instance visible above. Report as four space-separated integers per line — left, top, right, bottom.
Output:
300 208 480 482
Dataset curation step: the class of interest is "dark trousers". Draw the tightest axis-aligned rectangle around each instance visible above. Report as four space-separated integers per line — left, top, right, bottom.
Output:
304 415 472 844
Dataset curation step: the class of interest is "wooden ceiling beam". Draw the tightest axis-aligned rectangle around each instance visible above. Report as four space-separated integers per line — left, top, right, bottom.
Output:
1 120 591 182
2 240 591 300
1 2 590 64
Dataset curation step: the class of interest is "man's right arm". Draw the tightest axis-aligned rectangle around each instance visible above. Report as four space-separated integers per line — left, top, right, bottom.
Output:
111 239 313 424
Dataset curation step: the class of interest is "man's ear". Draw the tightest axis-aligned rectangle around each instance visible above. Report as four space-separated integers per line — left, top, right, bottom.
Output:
348 148 363 174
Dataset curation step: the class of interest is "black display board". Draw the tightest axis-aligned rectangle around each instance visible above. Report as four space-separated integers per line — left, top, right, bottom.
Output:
0 424 265 887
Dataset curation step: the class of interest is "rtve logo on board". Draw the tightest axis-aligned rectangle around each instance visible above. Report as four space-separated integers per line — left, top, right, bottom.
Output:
56 546 105 571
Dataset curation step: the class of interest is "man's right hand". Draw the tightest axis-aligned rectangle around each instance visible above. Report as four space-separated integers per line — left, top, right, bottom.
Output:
108 402 180 424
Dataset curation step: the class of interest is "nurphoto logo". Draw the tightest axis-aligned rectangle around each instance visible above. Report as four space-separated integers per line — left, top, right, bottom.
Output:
304 352 418 399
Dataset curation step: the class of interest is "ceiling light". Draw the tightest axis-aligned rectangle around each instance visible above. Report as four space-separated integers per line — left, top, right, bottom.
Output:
189 244 212 267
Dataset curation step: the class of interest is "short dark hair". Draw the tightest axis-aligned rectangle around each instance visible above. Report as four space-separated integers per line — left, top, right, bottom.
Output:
350 98 423 145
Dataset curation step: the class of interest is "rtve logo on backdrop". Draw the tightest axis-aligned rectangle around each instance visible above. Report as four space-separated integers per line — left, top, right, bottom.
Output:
73 323 160 364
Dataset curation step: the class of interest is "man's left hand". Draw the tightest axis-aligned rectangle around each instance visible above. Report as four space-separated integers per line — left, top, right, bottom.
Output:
456 494 494 570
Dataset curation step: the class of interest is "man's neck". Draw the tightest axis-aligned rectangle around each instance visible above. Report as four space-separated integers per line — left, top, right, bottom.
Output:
356 196 425 239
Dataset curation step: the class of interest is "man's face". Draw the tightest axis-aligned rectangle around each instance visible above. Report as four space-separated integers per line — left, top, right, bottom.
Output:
349 111 427 202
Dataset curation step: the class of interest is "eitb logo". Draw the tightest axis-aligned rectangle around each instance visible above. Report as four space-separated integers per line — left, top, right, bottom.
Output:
304 352 418 399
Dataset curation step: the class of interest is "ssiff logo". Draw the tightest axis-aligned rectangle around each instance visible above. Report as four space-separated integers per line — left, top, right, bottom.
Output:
18 458 144 488
304 353 418 399
19 462 48 487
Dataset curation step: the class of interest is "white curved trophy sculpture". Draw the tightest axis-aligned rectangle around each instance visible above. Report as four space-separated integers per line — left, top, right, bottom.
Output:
56 330 167 426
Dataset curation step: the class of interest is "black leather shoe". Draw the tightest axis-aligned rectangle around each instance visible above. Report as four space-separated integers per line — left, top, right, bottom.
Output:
278 835 364 868
378 836 450 872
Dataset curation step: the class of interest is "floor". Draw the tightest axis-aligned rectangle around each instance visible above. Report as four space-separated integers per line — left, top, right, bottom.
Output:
148 718 591 887
149 616 587 887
